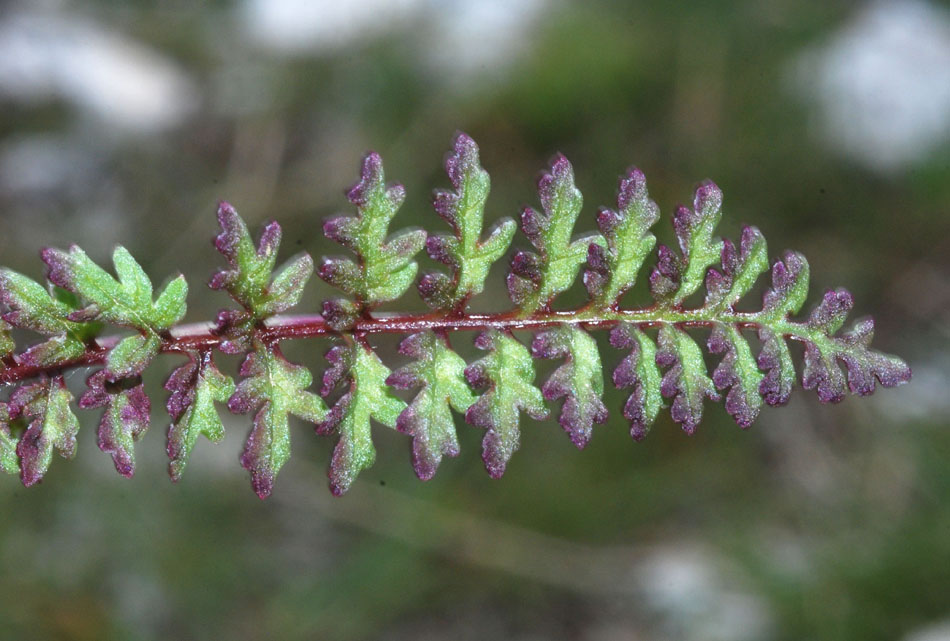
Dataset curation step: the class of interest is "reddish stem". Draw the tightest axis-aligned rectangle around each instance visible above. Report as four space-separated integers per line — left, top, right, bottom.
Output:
0 310 769 386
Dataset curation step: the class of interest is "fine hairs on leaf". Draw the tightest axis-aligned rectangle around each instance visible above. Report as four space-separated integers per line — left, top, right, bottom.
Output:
0 132 911 498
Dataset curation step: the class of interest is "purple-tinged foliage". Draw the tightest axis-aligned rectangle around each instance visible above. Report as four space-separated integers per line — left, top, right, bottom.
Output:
211 202 313 353
800 291 910 403
610 323 663 441
531 325 608 448
708 325 763 428
420 133 516 311
316 340 405 495
165 350 235 482
0 132 911 498
464 330 547 478
704 226 768 311
650 182 724 305
506 155 603 314
387 331 476 480
657 326 720 434
7 375 78 486
229 341 326 499
0 271 100 367
584 168 659 309
79 370 150 478
319 152 426 322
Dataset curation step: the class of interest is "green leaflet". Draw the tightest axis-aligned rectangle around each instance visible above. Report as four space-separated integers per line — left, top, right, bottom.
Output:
210 202 313 322
320 152 426 321
387 331 478 480
421 133 517 310
464 330 548 478
585 168 659 309
532 325 608 448
657 325 719 434
165 351 236 482
230 341 327 499
650 182 724 306
704 227 769 312
8 375 79 486
709 324 764 428
318 341 407 495
507 155 604 314
610 324 663 440
41 245 186 377
43 245 187 332
0 319 13 359
0 404 18 476
79 370 151 477
0 271 100 367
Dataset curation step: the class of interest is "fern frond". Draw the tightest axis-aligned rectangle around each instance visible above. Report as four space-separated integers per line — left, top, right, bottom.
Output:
0 133 911 497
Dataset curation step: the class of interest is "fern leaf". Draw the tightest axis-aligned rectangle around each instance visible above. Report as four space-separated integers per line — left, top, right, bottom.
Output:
584 168 659 309
419 133 516 311
228 340 327 499
79 370 151 477
8 375 79 486
464 330 548 478
387 330 477 480
317 340 406 495
320 152 426 328
531 325 608 448
165 350 235 482
507 155 604 314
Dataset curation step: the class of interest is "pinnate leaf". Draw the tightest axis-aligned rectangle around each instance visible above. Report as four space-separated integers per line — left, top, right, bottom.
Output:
610 323 663 441
387 331 477 480
0 405 18 475
317 341 406 495
320 152 426 321
229 341 327 499
650 181 724 305
79 370 151 477
464 330 547 478
532 325 607 448
211 202 313 352
165 350 235 482
0 270 99 366
507 155 603 314
7 375 79 486
43 245 187 332
584 168 659 309
420 133 516 310
657 325 719 434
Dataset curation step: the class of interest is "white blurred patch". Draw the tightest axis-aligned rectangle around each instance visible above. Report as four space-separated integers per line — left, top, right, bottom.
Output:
903 620 950 641
0 12 197 133
636 547 774 641
423 0 549 76
792 0 950 171
240 0 549 78
241 0 425 53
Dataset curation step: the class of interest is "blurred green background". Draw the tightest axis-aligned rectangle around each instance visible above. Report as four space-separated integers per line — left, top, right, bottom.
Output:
0 1 947 639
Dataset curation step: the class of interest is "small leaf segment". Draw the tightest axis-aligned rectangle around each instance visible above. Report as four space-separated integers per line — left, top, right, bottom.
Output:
0 133 911 498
